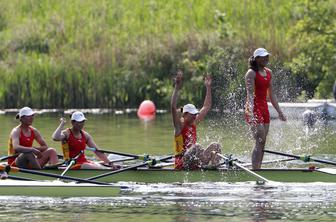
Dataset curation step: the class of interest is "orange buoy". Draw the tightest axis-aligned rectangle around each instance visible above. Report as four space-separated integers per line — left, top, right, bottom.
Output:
137 100 156 121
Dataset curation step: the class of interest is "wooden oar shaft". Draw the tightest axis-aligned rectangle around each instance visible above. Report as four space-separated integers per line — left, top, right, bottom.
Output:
86 155 173 181
264 149 336 166
0 165 110 185
216 153 269 183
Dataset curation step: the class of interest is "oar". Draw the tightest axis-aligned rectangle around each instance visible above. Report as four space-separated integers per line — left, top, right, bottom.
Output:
0 154 18 162
1 154 63 162
0 164 111 185
242 158 296 167
264 150 336 166
86 155 173 181
86 147 150 161
215 153 270 183
59 151 83 177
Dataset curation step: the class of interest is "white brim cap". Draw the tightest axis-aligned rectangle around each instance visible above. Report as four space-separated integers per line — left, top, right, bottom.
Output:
16 107 35 119
182 104 199 114
71 111 87 122
253 48 270 57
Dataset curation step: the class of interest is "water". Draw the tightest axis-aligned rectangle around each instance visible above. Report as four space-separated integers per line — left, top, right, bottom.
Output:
0 113 336 221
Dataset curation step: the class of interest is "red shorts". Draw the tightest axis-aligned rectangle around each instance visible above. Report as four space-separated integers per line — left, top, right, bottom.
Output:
245 106 270 125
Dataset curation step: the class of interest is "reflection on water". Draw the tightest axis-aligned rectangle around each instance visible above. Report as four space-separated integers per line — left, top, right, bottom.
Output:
1 182 336 221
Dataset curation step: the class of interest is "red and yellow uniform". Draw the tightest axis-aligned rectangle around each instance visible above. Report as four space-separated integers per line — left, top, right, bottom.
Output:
8 127 35 165
62 129 90 169
245 68 271 124
174 124 197 170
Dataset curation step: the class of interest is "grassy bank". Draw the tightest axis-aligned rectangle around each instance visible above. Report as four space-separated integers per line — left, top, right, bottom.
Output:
0 0 333 109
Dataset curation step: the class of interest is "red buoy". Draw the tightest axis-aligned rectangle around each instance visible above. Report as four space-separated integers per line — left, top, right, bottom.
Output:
137 100 156 121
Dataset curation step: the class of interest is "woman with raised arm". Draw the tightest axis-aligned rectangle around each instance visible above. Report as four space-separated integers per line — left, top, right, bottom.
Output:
171 70 222 170
52 111 120 170
245 48 287 170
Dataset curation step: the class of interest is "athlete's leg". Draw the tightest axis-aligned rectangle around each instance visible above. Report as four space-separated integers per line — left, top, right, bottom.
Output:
38 148 59 167
182 144 204 169
202 142 222 167
251 124 269 170
15 153 41 169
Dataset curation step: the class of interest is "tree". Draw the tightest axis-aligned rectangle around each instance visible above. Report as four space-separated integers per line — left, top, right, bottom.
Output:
288 0 336 99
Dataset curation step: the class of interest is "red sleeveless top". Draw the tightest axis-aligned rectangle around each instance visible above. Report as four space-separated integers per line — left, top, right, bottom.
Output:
174 124 197 169
254 68 271 110
245 68 271 124
8 127 35 164
67 129 88 164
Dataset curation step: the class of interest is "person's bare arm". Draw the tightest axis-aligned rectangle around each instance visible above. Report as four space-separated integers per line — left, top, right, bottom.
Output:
267 70 286 121
52 117 67 141
85 132 110 164
171 70 183 136
245 69 256 120
33 128 49 152
196 74 212 123
11 127 42 158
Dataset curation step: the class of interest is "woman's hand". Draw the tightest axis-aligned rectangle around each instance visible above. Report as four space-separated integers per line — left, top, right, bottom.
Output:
32 148 42 159
204 73 212 88
278 111 287 121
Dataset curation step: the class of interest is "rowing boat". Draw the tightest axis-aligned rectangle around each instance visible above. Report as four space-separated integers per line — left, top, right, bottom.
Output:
0 179 122 197
4 166 336 183
1 149 336 198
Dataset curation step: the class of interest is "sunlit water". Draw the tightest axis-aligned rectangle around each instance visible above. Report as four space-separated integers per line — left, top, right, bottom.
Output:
0 113 336 221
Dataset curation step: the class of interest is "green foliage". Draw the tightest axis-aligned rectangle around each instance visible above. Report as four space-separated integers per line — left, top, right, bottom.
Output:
0 0 334 109
287 0 336 99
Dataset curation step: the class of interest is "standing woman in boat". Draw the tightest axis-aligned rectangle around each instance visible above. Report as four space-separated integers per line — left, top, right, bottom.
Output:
52 111 120 170
171 70 222 170
245 48 287 170
8 107 59 169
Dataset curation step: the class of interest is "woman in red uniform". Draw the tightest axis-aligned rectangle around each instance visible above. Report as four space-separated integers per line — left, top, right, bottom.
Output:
245 48 286 169
8 107 59 169
52 111 119 169
171 70 222 170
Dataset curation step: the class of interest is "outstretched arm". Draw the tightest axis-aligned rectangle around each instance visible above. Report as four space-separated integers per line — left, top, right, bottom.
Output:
196 74 212 123
268 70 286 121
171 70 183 136
85 133 111 165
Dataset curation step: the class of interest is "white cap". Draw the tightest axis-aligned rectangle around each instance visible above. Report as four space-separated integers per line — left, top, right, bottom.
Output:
182 104 199 114
253 48 270 57
71 111 87 122
16 107 35 119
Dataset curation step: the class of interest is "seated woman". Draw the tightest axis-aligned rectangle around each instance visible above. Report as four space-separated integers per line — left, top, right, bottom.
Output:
8 107 58 169
52 111 120 170
171 70 222 170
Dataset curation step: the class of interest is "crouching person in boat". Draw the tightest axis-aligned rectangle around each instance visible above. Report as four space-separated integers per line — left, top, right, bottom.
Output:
8 107 59 169
171 70 222 170
52 111 120 170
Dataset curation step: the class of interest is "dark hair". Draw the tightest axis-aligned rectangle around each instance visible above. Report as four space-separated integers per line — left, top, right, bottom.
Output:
248 56 258 71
